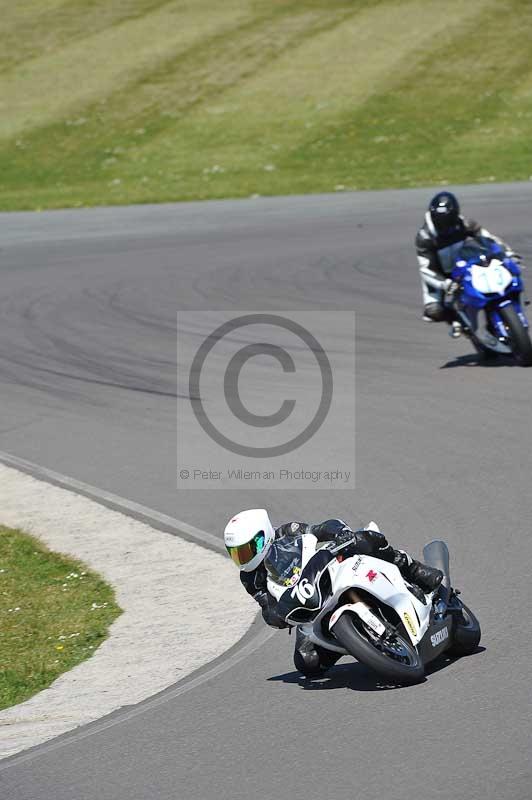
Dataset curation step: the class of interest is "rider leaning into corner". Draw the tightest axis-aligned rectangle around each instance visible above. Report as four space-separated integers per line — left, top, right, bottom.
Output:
224 510 443 678
416 191 522 338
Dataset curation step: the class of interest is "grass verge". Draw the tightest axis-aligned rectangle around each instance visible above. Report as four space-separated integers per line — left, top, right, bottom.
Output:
0 526 121 710
1 0 532 210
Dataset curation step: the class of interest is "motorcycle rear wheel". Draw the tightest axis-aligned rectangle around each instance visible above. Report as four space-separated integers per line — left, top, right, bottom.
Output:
499 304 532 366
332 613 425 685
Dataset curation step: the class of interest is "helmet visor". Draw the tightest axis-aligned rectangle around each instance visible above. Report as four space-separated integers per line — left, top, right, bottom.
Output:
226 531 266 567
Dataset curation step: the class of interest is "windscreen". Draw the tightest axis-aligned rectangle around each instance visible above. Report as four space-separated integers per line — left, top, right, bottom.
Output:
458 236 503 264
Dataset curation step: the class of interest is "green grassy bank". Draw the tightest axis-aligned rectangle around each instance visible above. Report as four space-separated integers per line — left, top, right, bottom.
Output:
0 526 121 710
1 0 531 210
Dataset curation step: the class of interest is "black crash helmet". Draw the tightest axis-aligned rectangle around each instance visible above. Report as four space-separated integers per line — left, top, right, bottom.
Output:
429 191 461 234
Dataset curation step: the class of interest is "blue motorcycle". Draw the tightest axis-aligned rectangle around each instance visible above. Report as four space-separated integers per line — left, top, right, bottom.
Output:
450 237 532 366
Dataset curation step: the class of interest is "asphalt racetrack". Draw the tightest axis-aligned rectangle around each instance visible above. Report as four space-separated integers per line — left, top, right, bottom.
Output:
1 184 531 799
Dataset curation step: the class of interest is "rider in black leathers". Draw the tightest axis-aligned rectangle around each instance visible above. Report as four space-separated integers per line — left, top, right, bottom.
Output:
241 518 443 677
416 191 516 331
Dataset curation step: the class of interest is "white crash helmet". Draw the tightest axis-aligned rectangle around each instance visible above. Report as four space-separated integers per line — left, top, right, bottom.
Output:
224 509 275 572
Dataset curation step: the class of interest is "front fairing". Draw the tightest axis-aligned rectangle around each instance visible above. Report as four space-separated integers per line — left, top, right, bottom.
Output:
454 253 524 311
327 555 432 645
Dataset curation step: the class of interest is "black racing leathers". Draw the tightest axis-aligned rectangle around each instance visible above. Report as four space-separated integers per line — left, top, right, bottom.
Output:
240 519 436 629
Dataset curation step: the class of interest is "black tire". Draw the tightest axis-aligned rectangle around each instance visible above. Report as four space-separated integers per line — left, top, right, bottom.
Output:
332 612 425 685
448 602 481 656
499 304 532 366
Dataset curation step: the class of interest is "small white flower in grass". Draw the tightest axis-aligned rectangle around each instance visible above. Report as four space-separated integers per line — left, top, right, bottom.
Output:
263 164 276 172
109 178 122 186
0 569 5 574
90 602 109 610
58 635 66 640
14 607 20 612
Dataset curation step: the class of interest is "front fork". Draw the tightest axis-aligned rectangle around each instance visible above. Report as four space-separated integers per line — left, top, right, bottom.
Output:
489 297 529 339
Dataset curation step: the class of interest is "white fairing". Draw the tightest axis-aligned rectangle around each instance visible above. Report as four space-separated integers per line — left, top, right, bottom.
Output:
328 555 431 645
266 531 433 651
471 260 512 294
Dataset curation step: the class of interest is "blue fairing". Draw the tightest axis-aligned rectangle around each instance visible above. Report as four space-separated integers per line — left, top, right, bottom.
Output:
452 238 526 323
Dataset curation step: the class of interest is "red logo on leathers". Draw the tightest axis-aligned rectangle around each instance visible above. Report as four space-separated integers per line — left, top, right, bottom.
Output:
366 570 378 582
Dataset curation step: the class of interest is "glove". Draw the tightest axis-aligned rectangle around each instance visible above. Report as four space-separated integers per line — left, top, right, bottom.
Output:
444 280 459 306
261 604 288 629
362 528 389 551
334 527 388 558
333 527 358 556
255 592 288 629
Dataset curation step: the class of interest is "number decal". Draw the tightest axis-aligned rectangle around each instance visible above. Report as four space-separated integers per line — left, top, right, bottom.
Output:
471 263 512 294
291 577 314 604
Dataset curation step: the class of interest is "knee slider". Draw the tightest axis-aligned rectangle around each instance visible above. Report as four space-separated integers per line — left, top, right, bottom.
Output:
424 303 446 322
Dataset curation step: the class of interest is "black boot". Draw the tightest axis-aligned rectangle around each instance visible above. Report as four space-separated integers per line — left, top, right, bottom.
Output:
293 629 339 677
405 560 443 594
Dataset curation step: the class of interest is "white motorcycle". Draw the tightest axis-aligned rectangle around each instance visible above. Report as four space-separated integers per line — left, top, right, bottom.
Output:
266 524 481 684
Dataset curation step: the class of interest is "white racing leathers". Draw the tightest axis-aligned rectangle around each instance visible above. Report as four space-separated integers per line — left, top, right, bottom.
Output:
415 212 508 321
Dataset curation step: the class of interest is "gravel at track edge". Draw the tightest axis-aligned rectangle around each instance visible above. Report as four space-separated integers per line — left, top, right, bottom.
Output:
0 464 256 759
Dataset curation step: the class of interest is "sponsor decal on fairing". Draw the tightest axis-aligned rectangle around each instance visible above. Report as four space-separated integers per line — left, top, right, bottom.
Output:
430 627 449 647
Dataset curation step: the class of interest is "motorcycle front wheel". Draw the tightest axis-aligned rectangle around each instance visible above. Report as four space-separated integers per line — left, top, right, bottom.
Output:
332 613 425 685
499 304 532 366
448 601 481 656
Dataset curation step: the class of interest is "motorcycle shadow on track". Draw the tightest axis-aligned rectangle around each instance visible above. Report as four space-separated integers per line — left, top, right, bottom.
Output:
268 646 485 693
440 353 518 369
